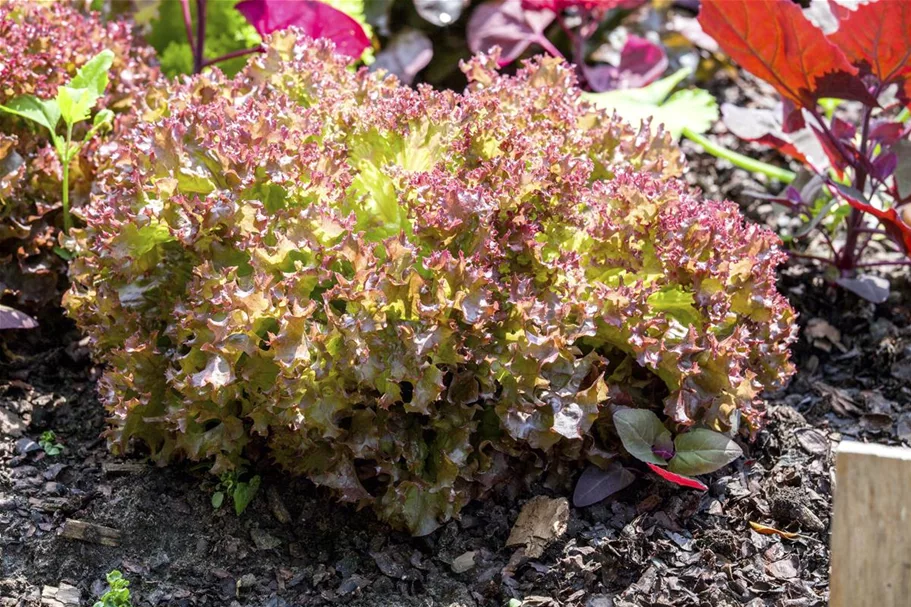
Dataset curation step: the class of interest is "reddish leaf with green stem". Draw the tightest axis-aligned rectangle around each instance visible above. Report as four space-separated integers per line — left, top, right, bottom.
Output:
697 0 911 296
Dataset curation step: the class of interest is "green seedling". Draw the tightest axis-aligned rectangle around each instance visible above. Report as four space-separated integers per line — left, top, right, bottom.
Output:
92 570 131 607
0 50 115 233
38 430 64 456
212 470 261 516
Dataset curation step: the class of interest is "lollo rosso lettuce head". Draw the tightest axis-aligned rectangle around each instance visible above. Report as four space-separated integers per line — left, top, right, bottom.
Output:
65 31 795 535
0 1 161 311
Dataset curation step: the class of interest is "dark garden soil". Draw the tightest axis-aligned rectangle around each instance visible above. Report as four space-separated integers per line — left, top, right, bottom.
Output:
4 70 911 607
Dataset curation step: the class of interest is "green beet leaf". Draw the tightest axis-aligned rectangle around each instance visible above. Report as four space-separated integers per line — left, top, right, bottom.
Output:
233 475 261 516
668 428 743 476
613 408 672 466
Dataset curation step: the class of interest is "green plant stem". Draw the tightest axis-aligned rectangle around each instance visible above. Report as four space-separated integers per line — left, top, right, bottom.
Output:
61 125 74 233
681 127 796 184
898 107 910 123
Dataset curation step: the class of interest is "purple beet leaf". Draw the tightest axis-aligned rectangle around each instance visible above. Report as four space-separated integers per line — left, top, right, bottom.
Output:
583 35 668 92
467 0 560 67
573 462 636 507
235 0 370 60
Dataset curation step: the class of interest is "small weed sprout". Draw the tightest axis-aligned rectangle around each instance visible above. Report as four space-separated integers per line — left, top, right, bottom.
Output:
92 570 131 607
38 431 64 456
0 50 114 233
212 470 261 516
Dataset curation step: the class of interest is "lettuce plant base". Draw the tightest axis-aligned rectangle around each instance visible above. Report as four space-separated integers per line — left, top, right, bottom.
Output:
3 272 908 605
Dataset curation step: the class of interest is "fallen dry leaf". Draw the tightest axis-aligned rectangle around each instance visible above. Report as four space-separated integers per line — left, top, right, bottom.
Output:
804 318 845 353
766 555 800 579
750 521 799 540
794 428 829 455
506 496 569 558
860 413 894 433
814 382 862 416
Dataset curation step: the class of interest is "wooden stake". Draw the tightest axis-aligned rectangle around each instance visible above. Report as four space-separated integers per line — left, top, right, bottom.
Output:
60 519 121 547
830 441 911 607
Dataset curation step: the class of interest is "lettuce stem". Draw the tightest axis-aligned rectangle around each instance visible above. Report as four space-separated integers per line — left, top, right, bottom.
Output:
681 127 796 184
61 124 73 233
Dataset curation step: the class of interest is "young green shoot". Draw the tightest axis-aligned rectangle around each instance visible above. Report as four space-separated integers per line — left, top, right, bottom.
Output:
92 570 132 607
38 430 64 456
211 470 261 516
0 50 115 233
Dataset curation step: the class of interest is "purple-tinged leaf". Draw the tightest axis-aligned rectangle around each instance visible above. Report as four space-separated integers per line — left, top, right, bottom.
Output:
781 98 805 134
809 124 852 176
871 151 898 183
722 104 829 171
870 121 905 146
836 274 890 304
583 35 668 92
613 408 671 466
370 29 433 85
646 462 708 491
830 116 856 141
235 0 370 60
784 185 803 206
467 0 558 67
652 431 675 461
573 462 635 507
0 305 38 330
522 0 645 9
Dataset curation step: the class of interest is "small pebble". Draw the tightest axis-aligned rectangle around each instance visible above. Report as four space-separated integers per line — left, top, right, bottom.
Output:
43 482 66 496
451 551 476 574
14 438 39 455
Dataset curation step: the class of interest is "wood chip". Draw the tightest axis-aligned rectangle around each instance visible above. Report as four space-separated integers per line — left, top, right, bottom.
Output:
804 318 845 352
451 551 476 574
266 485 291 524
102 462 146 476
767 555 799 579
28 497 68 512
506 496 568 558
41 583 81 606
795 428 829 455
60 519 121 546
0 406 25 437
749 521 799 540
